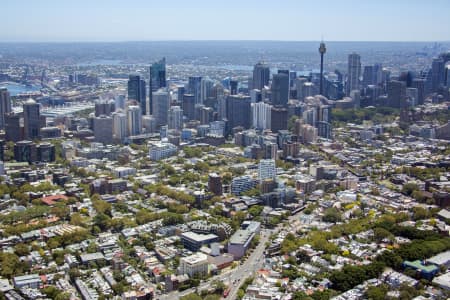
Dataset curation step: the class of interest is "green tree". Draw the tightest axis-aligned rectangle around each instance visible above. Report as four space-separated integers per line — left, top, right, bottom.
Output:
180 293 202 300
92 198 112 215
402 183 419 196
0 252 28 278
14 243 30 256
70 213 86 227
93 213 111 230
248 205 264 218
373 227 393 242
365 284 388 300
323 207 342 223
412 206 430 221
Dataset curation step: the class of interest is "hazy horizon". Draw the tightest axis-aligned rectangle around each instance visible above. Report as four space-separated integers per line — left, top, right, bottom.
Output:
1 40 450 44
2 0 450 42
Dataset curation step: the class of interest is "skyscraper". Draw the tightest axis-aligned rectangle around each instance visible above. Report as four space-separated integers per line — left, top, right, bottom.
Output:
95 99 115 117
168 106 183 131
252 62 270 90
347 53 361 95
127 105 142 136
362 65 374 87
5 113 22 142
112 111 127 142
271 73 289 106
114 94 126 111
0 88 11 130
93 115 114 144
128 75 147 115
318 42 326 95
387 80 407 109
411 79 425 105
270 106 288 132
152 89 170 128
230 80 238 95
182 94 196 121
251 102 272 130
23 98 41 140
149 58 166 115
149 57 166 91
200 77 214 103
226 95 251 131
188 76 202 104
431 58 445 92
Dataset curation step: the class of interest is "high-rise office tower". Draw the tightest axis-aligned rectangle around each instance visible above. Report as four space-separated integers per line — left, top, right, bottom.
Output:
226 95 251 131
411 79 425 105
230 80 238 95
362 65 374 87
0 139 4 161
200 77 214 103
213 83 225 99
127 105 142 136
37 143 55 162
446 66 450 87
373 63 383 85
217 95 227 120
177 86 185 104
114 95 126 111
149 58 166 115
93 115 114 144
387 80 407 109
168 106 183 131
0 88 11 130
23 98 41 140
295 78 308 101
289 71 297 89
406 88 419 107
431 58 445 92
112 111 127 142
128 75 147 115
5 113 22 142
149 57 166 91
188 76 202 104
142 115 157 134
319 42 326 95
14 140 37 163
182 94 196 121
252 62 270 90
347 53 361 95
271 73 289 106
270 106 288 132
95 99 115 117
152 89 170 128
251 102 272 130
199 106 213 125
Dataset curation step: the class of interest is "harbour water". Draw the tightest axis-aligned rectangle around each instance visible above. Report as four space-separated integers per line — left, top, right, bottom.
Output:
0 82 41 96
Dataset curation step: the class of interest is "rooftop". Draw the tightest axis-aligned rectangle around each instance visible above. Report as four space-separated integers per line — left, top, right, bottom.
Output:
181 252 208 265
428 250 450 266
229 229 254 245
404 260 439 273
181 231 218 242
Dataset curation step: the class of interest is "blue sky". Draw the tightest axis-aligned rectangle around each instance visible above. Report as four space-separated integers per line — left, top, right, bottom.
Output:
2 0 450 42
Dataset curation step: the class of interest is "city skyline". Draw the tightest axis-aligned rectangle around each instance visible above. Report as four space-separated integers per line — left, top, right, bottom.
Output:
1 0 450 42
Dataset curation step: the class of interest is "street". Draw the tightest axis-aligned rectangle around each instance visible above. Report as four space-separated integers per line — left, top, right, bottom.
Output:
157 212 300 300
